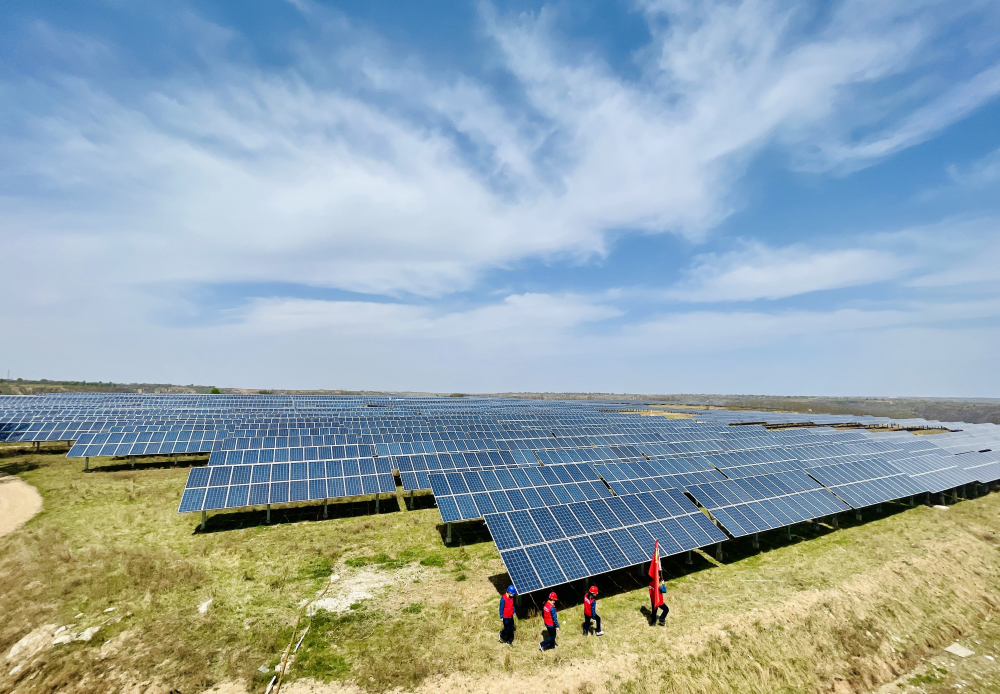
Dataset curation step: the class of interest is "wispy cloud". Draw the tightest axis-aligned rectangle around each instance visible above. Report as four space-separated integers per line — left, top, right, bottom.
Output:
664 242 909 302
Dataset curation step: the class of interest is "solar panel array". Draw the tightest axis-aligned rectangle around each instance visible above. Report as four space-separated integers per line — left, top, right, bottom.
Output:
3 393 999 594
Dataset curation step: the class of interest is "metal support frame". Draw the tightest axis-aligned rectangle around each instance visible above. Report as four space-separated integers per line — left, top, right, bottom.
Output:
787 526 793 540
715 542 723 561
925 493 931 506
84 456 89 471
752 533 759 550
409 489 414 510
173 454 178 466
940 492 946 506
909 496 914 507
855 509 862 521
446 522 452 544
375 492 380 513
953 488 959 504
266 504 271 524
831 514 839 529
323 498 328 519
686 550 693 565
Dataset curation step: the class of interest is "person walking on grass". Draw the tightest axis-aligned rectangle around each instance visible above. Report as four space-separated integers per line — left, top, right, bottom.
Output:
648 540 669 626
582 585 603 636
499 585 517 645
539 592 559 651
649 579 669 626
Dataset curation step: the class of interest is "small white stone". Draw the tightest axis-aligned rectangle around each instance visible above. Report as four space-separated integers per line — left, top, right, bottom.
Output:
933 505 949 510
52 635 73 646
76 626 100 642
54 626 67 636
944 643 974 658
103 607 115 613
198 599 213 614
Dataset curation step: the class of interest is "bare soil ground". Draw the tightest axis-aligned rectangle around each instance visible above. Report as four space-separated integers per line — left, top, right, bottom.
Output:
0 474 42 537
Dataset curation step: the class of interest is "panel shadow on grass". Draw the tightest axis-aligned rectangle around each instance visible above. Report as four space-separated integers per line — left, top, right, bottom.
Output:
194 494 402 533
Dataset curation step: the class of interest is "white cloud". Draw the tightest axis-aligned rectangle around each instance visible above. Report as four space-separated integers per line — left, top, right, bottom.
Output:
3 0 993 303
665 242 909 302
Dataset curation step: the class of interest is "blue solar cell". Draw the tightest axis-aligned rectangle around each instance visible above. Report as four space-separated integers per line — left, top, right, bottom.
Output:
484 513 520 550
489 491 514 513
621 495 656 523
645 521 683 555
290 480 308 502
204 486 228 510
570 536 610 575
309 479 327 500
508 510 544 545
506 489 529 510
209 466 232 487
455 494 479 519
290 462 308 481
591 531 628 570
227 485 250 508
627 524 657 553
428 473 450 496
500 549 542 593
548 539 588 581
344 476 363 497
586 499 621 529
536 485 560 506
549 505 585 537
463 471 486 493
437 496 461 522
249 483 269 506
361 475 379 495
520 487 545 509
528 507 565 541
525 544 566 586
605 529 643 565
187 467 210 488
327 477 345 498
270 482 289 504
179 487 206 512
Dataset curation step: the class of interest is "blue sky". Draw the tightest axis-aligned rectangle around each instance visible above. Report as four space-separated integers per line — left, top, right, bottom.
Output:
2 0 1000 395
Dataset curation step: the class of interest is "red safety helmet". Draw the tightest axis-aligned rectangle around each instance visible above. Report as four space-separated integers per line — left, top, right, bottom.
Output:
589 586 598 594
548 592 557 600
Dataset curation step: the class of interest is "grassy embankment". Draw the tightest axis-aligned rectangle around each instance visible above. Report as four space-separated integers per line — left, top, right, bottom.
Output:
1 446 999 694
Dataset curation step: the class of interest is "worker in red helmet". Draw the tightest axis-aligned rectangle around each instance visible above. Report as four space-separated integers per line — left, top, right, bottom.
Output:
539 592 559 651
582 585 604 636
498 585 517 645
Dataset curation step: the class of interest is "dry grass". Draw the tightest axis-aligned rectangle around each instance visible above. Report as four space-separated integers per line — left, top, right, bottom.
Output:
2 450 1000 694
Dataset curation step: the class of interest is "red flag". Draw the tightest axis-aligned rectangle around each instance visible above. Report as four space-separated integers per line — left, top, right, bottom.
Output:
648 540 664 608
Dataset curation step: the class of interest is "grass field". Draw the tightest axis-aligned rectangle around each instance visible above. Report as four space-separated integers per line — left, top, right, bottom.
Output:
2 447 1000 694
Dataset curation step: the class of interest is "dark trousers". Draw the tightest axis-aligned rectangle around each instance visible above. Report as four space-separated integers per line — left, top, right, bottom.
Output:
500 617 515 643
540 626 557 650
651 601 669 624
583 614 601 635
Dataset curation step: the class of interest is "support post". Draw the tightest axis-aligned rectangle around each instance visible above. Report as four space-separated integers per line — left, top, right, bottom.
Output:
752 533 759 550
909 496 914 507
173 454 178 466
953 488 959 504
201 510 206 531
323 498 328 519
940 492 946 506
832 514 839 529
409 489 414 510
925 493 931 506
375 492 380 513
446 523 452 544
811 519 819 531
787 526 793 540
876 503 882 513
715 542 723 561
686 550 693 565
266 504 271 524
85 457 90 471
855 509 862 521
130 456 135 469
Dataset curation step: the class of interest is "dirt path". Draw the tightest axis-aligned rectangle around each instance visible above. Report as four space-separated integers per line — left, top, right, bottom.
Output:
0 475 43 537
